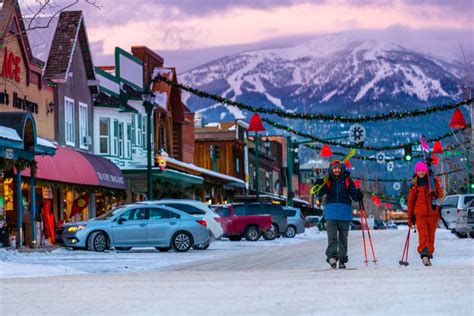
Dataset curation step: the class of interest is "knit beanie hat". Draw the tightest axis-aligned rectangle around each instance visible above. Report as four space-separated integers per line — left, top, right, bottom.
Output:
415 161 428 173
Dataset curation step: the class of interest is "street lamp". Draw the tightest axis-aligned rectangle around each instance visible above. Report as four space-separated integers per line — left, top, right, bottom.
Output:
248 113 266 201
142 88 156 200
263 136 271 154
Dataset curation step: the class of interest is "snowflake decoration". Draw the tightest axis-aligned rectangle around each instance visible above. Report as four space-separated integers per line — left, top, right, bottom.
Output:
376 151 386 164
387 161 394 172
349 124 366 143
393 182 401 191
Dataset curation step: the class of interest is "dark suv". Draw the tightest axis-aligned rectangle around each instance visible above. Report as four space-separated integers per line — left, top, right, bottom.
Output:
233 203 288 240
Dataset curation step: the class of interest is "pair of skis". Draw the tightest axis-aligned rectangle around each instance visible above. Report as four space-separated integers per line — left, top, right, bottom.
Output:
359 200 377 266
420 135 450 229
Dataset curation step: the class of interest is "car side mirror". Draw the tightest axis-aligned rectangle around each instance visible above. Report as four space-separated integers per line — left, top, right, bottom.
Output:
118 217 126 224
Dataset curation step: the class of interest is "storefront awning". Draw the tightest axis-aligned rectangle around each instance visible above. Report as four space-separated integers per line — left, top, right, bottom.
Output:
22 147 127 190
122 167 204 187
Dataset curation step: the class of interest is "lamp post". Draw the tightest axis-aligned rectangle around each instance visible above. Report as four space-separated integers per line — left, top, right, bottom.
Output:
142 89 156 200
248 113 266 201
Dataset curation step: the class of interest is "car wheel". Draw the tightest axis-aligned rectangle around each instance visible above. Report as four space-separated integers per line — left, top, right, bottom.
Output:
155 247 171 252
454 232 468 238
263 224 277 240
245 226 261 241
193 241 210 250
115 247 132 251
87 231 108 252
469 232 474 238
285 225 297 238
229 235 242 241
172 231 193 252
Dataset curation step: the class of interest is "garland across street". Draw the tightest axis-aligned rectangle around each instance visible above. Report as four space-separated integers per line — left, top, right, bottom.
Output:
155 74 472 123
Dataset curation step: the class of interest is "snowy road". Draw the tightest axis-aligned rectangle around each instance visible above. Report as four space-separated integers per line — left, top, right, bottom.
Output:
1 229 472 315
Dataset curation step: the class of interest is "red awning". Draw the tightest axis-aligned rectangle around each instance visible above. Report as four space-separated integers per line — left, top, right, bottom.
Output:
22 147 127 190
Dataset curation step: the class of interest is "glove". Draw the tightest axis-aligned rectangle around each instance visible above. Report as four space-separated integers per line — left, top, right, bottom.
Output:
356 188 364 201
408 215 415 227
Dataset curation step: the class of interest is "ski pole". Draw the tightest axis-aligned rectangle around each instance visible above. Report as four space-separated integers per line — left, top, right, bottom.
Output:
359 202 368 265
399 228 410 266
361 201 377 265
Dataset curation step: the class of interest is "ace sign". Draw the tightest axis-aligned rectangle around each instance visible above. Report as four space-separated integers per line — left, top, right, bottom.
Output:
1 48 21 83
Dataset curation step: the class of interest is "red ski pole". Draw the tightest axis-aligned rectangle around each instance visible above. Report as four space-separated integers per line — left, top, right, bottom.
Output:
361 201 377 265
359 202 368 265
399 228 410 266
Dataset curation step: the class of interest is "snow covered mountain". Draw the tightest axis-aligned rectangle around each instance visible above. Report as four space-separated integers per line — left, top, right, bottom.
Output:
180 33 466 125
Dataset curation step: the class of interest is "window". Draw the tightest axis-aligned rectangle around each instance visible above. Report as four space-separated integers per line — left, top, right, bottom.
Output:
126 123 131 158
113 120 119 156
131 117 136 146
137 114 142 147
149 208 180 220
236 158 240 173
442 196 459 208
463 196 474 206
165 203 206 215
142 116 147 149
217 207 230 217
118 122 124 158
64 97 74 145
131 208 148 220
79 102 88 148
99 118 110 154
285 210 296 217
233 205 247 216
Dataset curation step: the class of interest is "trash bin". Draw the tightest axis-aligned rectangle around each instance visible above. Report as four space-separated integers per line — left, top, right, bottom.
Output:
9 235 16 248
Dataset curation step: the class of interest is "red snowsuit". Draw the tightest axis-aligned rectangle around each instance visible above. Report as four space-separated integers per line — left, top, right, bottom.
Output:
407 176 443 258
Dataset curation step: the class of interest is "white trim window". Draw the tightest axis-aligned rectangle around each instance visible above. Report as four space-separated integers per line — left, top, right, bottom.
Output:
113 119 119 156
126 123 132 158
79 102 88 149
136 114 142 147
142 116 146 149
118 122 124 158
64 97 75 146
99 118 110 155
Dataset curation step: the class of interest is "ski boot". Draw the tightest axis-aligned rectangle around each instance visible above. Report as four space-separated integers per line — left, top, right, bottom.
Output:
328 257 337 269
422 256 432 266
338 262 346 269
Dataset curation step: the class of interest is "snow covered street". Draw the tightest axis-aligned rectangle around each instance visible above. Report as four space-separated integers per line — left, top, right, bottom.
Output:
0 228 472 315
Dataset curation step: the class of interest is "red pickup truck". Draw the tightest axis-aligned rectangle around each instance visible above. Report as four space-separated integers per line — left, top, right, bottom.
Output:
214 204 273 241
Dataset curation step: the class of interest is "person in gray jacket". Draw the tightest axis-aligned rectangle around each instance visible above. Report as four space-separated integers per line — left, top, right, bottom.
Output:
316 160 363 269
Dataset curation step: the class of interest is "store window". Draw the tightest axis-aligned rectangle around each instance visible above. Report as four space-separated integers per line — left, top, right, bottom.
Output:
118 122 124 158
99 118 110 154
79 102 88 149
64 97 75 145
126 123 132 158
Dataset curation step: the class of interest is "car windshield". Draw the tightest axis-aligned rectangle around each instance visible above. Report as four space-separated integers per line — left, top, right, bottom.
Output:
95 206 127 220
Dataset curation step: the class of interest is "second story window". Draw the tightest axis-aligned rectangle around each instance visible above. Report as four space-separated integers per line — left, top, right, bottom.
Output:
64 97 75 146
118 122 124 158
79 102 88 149
99 118 110 154
126 123 132 158
113 119 119 156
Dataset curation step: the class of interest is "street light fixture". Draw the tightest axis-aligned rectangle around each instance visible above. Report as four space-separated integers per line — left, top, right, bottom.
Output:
263 136 271 154
142 88 156 200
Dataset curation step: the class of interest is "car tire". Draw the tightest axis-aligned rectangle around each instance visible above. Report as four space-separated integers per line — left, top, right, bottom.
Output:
155 247 171 252
454 232 468 238
469 232 474 238
244 226 261 241
262 224 277 240
115 247 132 251
285 225 297 238
171 231 193 252
193 241 210 250
228 235 242 241
87 231 108 252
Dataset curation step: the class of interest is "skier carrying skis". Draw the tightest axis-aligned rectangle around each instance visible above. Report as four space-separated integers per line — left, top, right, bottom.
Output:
407 161 443 266
316 159 363 269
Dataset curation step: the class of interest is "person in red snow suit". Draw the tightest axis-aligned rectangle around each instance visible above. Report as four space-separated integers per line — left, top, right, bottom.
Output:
407 161 443 266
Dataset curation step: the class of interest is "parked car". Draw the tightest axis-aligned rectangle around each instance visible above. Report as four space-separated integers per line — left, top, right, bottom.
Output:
245 203 288 239
440 194 474 230
305 215 325 231
214 204 273 241
282 206 305 238
139 199 224 250
374 219 387 230
56 204 209 252
453 199 474 238
386 222 398 229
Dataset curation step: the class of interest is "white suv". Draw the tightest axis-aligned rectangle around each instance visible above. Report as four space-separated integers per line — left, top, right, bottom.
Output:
440 194 474 231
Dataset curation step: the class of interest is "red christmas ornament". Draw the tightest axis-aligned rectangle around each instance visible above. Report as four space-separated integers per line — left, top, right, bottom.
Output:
385 203 391 208
433 141 443 154
449 109 467 129
320 144 333 157
248 113 265 132
345 160 352 169
432 155 439 165
353 179 361 188
371 195 378 202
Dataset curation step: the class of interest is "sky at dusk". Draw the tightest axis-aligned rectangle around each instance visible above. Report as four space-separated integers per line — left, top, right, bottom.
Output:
19 0 474 69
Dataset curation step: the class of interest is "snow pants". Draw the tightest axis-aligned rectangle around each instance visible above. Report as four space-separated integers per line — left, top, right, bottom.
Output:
326 220 351 263
415 215 439 258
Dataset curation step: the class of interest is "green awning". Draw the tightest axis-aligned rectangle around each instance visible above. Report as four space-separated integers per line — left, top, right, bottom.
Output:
123 167 203 186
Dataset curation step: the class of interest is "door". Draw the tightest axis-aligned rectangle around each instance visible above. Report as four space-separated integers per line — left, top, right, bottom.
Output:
216 207 233 234
147 207 179 246
111 208 148 246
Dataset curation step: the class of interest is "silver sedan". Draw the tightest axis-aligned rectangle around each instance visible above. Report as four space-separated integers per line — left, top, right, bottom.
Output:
56 204 210 252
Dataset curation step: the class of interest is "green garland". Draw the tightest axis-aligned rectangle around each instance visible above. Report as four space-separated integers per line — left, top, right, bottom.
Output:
155 74 472 123
264 117 469 151
352 168 465 182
